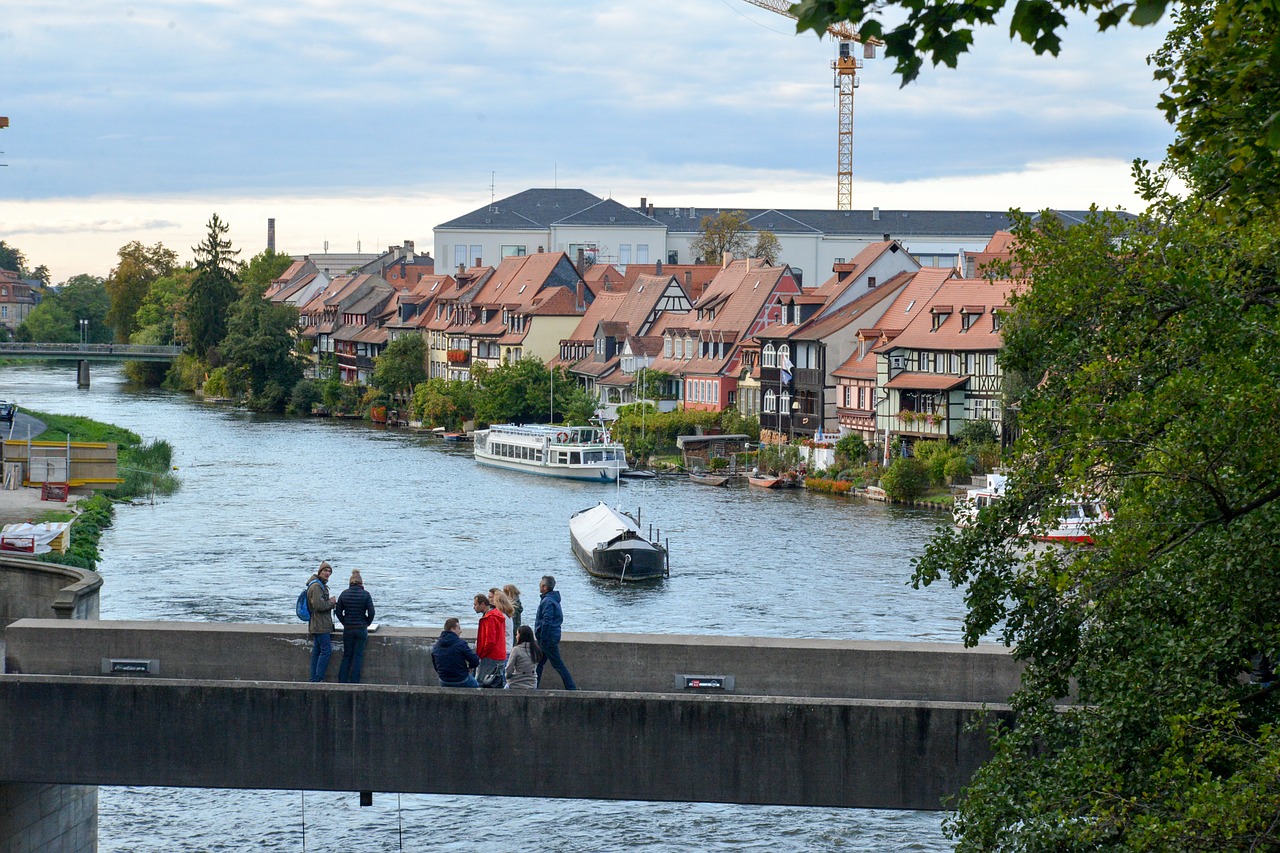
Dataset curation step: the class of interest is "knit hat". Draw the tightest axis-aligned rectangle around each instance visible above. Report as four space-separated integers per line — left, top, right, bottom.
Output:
350 570 363 585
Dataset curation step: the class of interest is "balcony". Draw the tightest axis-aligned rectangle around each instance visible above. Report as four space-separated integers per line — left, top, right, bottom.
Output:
446 349 470 365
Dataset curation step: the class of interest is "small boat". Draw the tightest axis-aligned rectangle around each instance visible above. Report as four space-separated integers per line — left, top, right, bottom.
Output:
689 472 730 487
620 469 657 480
748 474 783 488
442 432 470 443
473 424 627 482
569 502 668 581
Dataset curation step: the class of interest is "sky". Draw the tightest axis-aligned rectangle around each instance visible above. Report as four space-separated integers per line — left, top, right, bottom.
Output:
1 0 1174 284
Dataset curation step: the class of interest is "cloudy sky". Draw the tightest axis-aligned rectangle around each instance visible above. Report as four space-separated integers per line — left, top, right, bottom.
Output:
2 0 1173 283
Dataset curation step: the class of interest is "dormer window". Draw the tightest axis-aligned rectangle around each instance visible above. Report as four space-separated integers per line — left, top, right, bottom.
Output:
684 336 693 359
960 306 984 332
664 336 673 358
992 308 1007 331
674 337 683 359
930 305 953 332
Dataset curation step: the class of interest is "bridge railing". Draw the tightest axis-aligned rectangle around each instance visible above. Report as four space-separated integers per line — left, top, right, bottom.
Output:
0 343 182 356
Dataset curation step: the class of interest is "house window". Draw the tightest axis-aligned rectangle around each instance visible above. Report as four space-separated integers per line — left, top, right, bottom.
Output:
764 390 776 413
780 391 792 412
919 352 933 372
664 337 673 357
985 353 996 374
453 245 467 267
778 344 791 368
992 310 1004 331
501 245 527 257
762 343 776 368
931 312 949 331
961 310 980 331
964 353 976 374
637 244 649 264
595 338 604 355
951 353 961 373
684 336 693 358
867 276 876 288
620 244 631 266
674 338 683 359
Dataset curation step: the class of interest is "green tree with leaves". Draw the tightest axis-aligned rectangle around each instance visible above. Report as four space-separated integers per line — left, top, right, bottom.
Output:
370 334 427 401
0 241 27 275
105 241 178 342
753 230 782 265
219 295 302 413
690 210 754 264
187 214 241 359
239 249 295 299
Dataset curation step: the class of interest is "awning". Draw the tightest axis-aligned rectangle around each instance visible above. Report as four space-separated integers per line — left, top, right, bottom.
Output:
884 373 969 391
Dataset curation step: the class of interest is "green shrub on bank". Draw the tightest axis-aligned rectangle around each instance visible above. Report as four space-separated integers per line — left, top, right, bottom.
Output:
881 457 929 501
40 493 114 571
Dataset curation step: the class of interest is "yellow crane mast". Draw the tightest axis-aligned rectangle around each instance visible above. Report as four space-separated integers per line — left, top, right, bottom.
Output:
741 1 877 210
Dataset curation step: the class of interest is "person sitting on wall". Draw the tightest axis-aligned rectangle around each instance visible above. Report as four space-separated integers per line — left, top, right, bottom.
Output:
431 617 480 688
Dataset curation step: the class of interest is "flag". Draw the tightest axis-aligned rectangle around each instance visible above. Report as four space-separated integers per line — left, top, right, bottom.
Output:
780 352 793 384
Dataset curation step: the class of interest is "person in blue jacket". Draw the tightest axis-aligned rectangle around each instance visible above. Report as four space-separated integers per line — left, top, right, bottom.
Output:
534 575 577 690
431 617 480 688
335 569 375 684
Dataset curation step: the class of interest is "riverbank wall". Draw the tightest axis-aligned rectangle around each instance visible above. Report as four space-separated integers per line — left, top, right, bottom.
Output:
0 557 99 853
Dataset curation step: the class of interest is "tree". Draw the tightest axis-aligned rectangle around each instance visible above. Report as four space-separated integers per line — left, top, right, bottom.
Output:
219 295 302 413
57 275 111 341
911 199 1280 849
105 241 177 342
754 230 781 265
0 241 26 275
16 301 74 343
690 210 754 264
411 378 475 430
792 0 1179 85
370 335 427 401
239 249 295 299
186 214 241 359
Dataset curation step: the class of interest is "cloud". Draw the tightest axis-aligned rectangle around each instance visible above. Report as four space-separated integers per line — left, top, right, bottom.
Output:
0 218 181 236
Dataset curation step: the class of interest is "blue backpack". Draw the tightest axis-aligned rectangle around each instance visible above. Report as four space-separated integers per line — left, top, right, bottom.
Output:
296 579 323 621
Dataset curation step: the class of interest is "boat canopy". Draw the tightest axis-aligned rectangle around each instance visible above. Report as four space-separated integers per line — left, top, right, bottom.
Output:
570 503 638 548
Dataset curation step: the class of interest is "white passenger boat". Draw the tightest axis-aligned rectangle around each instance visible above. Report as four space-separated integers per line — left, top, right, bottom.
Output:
954 473 1108 545
472 424 628 481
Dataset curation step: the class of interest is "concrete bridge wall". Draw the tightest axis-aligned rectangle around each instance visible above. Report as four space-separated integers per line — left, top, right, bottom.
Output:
0 559 99 853
3 619 1023 703
0 674 1012 811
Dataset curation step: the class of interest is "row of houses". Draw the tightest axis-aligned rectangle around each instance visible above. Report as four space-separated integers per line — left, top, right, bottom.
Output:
268 228 1021 446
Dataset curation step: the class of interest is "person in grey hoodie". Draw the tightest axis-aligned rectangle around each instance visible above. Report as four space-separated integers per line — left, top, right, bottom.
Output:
533 575 577 689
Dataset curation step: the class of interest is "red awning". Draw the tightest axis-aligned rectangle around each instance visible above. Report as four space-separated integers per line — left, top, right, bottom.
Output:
884 372 969 391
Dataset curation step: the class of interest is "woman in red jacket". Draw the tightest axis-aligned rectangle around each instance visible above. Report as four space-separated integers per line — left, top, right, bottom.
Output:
473 592 507 687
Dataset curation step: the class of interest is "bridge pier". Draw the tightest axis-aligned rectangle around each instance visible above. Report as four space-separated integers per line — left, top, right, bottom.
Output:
76 360 89 389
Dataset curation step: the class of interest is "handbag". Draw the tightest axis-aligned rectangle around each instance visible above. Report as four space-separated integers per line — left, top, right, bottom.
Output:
480 666 504 688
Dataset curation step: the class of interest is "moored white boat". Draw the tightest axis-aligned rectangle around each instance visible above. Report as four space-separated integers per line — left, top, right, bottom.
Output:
569 501 668 581
955 473 1109 545
473 424 627 481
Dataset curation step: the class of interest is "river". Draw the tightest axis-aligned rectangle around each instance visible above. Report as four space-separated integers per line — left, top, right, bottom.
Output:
1 363 967 851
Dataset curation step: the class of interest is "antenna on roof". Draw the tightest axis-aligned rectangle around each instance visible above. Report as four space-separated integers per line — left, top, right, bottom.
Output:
490 171 495 209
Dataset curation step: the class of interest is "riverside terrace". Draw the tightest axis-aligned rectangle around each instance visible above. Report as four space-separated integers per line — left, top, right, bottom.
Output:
1 618 1023 813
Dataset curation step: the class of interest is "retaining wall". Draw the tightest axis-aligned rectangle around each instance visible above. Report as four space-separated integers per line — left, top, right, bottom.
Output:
4 619 1023 703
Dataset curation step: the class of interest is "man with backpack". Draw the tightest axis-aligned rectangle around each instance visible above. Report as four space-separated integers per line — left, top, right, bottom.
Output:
305 561 338 682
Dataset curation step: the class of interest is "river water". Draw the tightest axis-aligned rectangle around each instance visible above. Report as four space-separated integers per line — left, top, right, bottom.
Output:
1 363 967 851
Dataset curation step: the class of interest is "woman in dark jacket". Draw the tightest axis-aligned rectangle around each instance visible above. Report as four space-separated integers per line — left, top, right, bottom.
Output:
335 569 375 684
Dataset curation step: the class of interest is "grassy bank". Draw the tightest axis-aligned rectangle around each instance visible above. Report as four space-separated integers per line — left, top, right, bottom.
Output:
17 408 180 571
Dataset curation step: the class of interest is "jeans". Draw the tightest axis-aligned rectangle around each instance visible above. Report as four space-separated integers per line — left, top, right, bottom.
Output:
309 633 332 682
536 635 577 690
439 674 479 688
338 628 368 683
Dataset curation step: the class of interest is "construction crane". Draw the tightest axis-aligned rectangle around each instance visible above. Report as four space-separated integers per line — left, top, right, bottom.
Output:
741 1 877 210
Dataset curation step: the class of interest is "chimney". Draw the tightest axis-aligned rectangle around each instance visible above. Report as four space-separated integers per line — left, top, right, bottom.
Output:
537 246 544 253
655 260 663 275
575 280 585 311
576 248 586 273
648 203 654 217
722 251 733 269
684 271 692 290
640 197 647 211
883 233 891 242
404 239 414 261
458 263 466 276
603 274 611 292
872 207 880 221
267 218 275 252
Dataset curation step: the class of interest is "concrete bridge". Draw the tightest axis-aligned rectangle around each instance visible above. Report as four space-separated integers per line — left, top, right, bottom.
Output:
0 342 181 387
0 557 1024 851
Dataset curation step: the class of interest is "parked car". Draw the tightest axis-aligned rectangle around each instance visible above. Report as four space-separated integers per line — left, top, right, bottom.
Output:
0 401 15 424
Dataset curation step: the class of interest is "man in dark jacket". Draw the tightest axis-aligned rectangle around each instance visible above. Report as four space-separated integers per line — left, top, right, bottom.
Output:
534 575 577 689
307 561 338 682
431 617 480 688
335 569 376 684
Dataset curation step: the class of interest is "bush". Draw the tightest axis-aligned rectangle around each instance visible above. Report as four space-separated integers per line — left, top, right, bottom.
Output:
41 493 115 571
202 367 231 398
118 439 179 500
805 476 854 495
880 457 929 501
943 453 973 484
955 419 998 446
288 379 322 415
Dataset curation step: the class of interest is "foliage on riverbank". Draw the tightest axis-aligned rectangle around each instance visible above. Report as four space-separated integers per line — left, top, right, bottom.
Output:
21 407 180 499
803 477 854 495
39 493 114 571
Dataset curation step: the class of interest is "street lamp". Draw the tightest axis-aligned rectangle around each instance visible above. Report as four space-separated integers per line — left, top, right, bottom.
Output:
79 319 88 347
790 399 800 443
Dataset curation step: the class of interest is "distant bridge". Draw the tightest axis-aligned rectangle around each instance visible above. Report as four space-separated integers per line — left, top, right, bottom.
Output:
0 343 182 387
